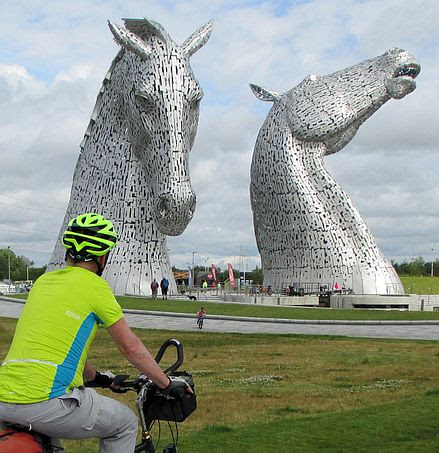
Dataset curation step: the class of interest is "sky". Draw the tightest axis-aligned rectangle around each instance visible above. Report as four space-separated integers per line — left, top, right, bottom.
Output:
0 0 438 274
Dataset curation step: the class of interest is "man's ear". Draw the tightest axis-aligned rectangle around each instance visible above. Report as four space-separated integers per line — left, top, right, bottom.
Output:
98 254 109 268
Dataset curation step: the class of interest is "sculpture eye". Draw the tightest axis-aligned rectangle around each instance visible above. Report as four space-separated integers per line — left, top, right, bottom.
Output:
188 87 203 106
191 98 201 110
135 92 155 112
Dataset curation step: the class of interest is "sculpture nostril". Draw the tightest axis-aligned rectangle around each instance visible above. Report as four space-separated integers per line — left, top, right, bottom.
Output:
187 199 196 220
154 192 196 233
158 197 169 219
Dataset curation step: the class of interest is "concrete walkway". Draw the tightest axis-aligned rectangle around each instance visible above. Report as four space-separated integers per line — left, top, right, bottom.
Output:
1 297 438 341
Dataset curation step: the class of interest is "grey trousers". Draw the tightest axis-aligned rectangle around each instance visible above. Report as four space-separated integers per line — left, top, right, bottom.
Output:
0 387 138 452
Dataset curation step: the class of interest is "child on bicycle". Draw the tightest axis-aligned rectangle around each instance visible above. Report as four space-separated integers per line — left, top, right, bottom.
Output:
196 307 206 329
197 307 206 319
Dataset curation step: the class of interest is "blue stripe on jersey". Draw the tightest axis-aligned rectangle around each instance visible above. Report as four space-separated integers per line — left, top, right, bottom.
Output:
49 312 97 399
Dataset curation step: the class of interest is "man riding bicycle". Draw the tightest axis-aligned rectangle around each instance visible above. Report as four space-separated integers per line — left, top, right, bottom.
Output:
0 213 189 452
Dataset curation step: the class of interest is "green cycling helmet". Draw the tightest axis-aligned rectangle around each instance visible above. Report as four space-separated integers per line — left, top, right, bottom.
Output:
63 213 117 261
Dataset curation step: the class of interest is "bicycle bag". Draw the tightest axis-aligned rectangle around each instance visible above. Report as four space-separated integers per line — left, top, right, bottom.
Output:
0 424 47 452
142 371 197 423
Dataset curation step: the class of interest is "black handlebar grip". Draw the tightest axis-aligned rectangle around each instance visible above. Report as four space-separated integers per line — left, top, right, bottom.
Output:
154 338 184 374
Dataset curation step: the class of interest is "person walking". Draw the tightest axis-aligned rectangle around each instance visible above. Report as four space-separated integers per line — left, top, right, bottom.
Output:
0 213 190 452
160 277 169 300
150 278 159 299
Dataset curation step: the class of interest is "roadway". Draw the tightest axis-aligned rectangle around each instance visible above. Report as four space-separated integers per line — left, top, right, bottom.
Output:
1 298 438 341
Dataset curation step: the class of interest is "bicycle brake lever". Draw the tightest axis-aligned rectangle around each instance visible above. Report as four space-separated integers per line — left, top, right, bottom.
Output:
112 374 129 385
108 374 131 393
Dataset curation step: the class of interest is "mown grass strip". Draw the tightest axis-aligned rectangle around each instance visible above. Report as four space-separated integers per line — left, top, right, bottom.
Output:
119 296 439 320
400 275 439 294
5 293 439 320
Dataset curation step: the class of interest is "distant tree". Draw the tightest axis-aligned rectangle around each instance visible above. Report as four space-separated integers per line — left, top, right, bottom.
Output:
247 266 263 285
392 256 438 277
409 257 426 276
172 265 187 272
0 248 24 281
396 260 409 275
193 265 204 274
0 250 8 280
29 266 47 281
0 248 46 282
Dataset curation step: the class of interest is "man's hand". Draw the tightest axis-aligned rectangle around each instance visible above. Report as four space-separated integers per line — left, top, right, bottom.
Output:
160 376 193 398
86 370 115 388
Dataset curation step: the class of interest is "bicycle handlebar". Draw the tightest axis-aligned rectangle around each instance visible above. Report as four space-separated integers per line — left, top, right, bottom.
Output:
154 338 183 374
111 338 185 392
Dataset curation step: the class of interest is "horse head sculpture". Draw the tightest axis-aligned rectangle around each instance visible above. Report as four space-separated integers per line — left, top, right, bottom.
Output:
250 48 420 294
48 18 212 295
108 18 211 235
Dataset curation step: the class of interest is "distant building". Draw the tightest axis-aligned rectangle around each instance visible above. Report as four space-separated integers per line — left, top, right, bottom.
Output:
173 271 189 286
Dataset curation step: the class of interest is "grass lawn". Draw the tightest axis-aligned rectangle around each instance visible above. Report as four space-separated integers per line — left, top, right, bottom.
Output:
5 293 439 320
1 317 438 452
400 276 439 295
117 296 439 320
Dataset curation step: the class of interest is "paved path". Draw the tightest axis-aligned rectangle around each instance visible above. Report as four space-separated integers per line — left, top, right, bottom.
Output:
1 298 438 341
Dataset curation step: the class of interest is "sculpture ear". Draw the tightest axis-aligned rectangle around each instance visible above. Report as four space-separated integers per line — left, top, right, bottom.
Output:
123 17 171 43
182 20 213 57
108 20 153 59
250 84 280 102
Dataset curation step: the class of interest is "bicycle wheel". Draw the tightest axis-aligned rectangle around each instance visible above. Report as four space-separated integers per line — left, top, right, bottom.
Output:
197 318 203 329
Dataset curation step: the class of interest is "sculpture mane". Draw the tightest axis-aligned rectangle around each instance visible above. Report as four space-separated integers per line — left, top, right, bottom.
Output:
250 48 420 295
48 17 212 296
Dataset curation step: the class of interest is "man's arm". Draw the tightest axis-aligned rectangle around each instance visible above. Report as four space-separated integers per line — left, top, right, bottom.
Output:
83 361 97 381
107 317 169 389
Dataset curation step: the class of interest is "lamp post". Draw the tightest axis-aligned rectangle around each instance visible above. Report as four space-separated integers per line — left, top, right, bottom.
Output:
205 256 210 272
7 246 11 283
186 263 192 287
191 251 197 287
431 249 434 277
243 255 246 286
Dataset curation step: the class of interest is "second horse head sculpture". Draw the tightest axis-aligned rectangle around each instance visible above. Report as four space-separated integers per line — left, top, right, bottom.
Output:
250 48 420 294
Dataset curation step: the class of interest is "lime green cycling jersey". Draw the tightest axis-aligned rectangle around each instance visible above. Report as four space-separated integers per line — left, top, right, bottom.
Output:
0 266 123 403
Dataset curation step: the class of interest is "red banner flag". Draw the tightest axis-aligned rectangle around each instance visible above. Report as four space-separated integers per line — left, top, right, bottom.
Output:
211 264 217 282
227 263 235 288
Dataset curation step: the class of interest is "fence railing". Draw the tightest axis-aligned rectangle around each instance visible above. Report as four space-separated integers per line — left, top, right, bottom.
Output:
176 282 350 298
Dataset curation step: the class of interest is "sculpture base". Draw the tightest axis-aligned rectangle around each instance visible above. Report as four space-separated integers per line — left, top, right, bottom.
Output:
223 293 439 312
330 294 419 310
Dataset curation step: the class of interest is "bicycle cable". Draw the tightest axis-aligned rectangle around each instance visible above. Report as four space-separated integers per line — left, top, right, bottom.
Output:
154 420 161 451
174 420 179 446
166 420 175 446
166 411 179 447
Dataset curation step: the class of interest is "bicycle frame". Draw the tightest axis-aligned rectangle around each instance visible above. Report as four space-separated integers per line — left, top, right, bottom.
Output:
135 436 155 453
135 382 156 452
133 339 186 453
